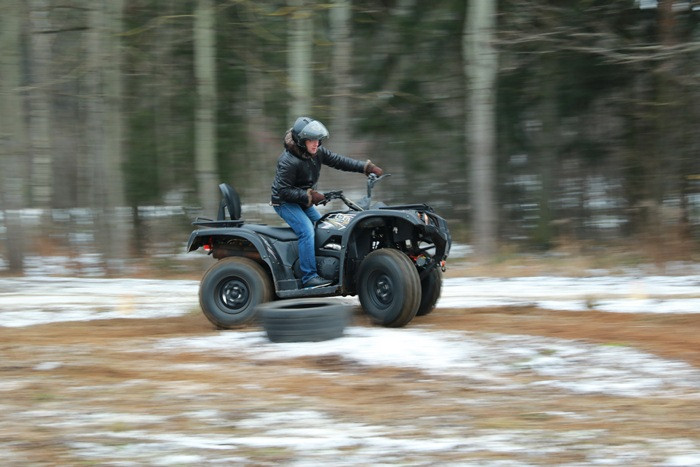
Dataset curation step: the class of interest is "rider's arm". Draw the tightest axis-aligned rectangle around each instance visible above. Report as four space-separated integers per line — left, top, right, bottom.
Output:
318 147 368 173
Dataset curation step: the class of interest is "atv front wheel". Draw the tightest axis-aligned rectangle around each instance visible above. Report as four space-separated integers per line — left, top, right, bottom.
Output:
357 249 421 327
199 257 272 328
417 267 442 316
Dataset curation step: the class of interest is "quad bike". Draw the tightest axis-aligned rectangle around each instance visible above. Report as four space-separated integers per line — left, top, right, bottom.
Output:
186 174 451 328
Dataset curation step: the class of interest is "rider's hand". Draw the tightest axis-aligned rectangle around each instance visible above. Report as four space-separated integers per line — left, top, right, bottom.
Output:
309 190 325 206
365 161 383 177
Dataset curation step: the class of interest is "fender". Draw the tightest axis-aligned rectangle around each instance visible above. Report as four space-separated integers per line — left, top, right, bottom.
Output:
187 228 290 283
341 209 449 256
336 209 446 291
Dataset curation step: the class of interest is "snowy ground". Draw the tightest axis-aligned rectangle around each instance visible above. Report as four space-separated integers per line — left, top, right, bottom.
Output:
1 269 699 464
439 275 700 314
1 273 698 328
0 276 199 328
156 326 700 399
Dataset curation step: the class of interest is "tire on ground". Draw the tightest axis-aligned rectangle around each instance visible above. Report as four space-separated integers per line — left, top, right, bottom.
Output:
357 248 421 327
259 299 351 343
199 257 272 329
417 267 442 316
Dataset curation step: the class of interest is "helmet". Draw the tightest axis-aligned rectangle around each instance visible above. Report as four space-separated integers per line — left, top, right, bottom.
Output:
291 117 329 148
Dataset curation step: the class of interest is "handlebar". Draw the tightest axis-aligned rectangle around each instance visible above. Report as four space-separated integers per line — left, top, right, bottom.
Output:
366 173 390 195
319 173 390 211
319 190 363 211
320 190 343 203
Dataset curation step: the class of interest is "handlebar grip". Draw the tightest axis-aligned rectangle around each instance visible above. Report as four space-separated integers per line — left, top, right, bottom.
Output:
322 190 342 199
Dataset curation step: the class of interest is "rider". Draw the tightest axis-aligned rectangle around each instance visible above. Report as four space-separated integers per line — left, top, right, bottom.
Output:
271 117 383 289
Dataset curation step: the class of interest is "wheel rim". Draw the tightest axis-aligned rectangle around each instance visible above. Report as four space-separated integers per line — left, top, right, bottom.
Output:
368 271 393 309
217 277 250 313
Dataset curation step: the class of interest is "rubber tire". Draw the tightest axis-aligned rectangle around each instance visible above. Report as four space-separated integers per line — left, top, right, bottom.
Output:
259 299 351 343
199 257 272 329
416 267 442 316
357 249 421 327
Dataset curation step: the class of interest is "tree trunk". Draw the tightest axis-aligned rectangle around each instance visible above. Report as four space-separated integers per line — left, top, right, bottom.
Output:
105 0 126 211
533 60 559 250
86 1 128 273
154 0 177 197
28 0 53 208
86 6 105 207
244 39 277 201
0 0 27 273
287 0 314 121
321 0 356 191
463 0 498 258
329 0 353 155
655 0 682 245
194 0 219 217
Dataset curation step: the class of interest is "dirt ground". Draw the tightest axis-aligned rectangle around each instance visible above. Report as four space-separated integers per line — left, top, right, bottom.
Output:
1 301 699 466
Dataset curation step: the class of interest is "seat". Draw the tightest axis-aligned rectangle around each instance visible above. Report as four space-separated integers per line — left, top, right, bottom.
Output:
218 183 242 221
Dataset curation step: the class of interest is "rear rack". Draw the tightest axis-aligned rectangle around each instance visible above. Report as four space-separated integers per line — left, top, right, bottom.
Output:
193 218 245 228
379 203 434 212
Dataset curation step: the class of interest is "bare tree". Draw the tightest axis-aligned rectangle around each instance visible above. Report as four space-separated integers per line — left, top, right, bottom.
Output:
531 60 559 249
105 0 126 212
194 0 219 216
463 0 498 258
329 0 353 155
28 0 53 208
651 0 684 243
287 0 314 121
0 0 27 273
86 0 128 273
498 1 700 244
153 0 178 196
241 11 278 201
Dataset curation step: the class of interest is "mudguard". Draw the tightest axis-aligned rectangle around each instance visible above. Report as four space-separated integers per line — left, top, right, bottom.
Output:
342 209 450 258
336 208 451 290
187 227 291 283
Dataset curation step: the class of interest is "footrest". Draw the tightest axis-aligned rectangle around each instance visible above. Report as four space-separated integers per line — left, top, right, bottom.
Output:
276 284 339 299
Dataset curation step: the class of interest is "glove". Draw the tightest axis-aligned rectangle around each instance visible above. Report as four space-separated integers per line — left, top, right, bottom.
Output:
365 161 383 177
309 190 325 206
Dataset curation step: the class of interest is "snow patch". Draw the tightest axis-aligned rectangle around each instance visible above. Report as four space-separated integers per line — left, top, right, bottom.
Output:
438 276 700 313
154 327 700 399
2 273 699 328
0 276 199 327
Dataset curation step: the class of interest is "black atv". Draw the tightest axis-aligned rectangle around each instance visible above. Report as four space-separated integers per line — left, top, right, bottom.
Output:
186 174 451 328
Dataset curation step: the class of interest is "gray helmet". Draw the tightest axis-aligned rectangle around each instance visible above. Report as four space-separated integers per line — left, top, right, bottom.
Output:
291 117 329 148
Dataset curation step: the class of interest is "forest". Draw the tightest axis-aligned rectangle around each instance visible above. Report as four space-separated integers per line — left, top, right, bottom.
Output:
1 0 699 275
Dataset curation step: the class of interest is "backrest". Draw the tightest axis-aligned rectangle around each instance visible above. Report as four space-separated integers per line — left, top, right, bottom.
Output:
217 183 242 220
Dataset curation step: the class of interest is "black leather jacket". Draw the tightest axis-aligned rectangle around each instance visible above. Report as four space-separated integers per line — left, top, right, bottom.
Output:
270 131 368 206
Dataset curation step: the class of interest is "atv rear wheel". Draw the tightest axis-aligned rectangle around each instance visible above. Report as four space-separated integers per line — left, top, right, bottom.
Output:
199 257 272 328
417 267 442 316
357 249 421 327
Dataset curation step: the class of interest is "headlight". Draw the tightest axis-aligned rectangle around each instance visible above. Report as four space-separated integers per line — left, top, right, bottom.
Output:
417 211 430 225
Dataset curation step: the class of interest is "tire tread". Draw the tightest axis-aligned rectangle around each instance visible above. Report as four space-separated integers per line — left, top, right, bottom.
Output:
199 257 272 328
357 248 421 327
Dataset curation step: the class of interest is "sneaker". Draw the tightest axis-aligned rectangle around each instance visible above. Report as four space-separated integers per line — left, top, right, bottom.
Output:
303 275 333 289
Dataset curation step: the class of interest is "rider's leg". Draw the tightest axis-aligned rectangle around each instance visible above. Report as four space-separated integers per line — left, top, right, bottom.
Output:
274 203 319 285
303 205 321 223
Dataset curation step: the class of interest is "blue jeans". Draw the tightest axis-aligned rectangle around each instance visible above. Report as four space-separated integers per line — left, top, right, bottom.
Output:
274 203 321 284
